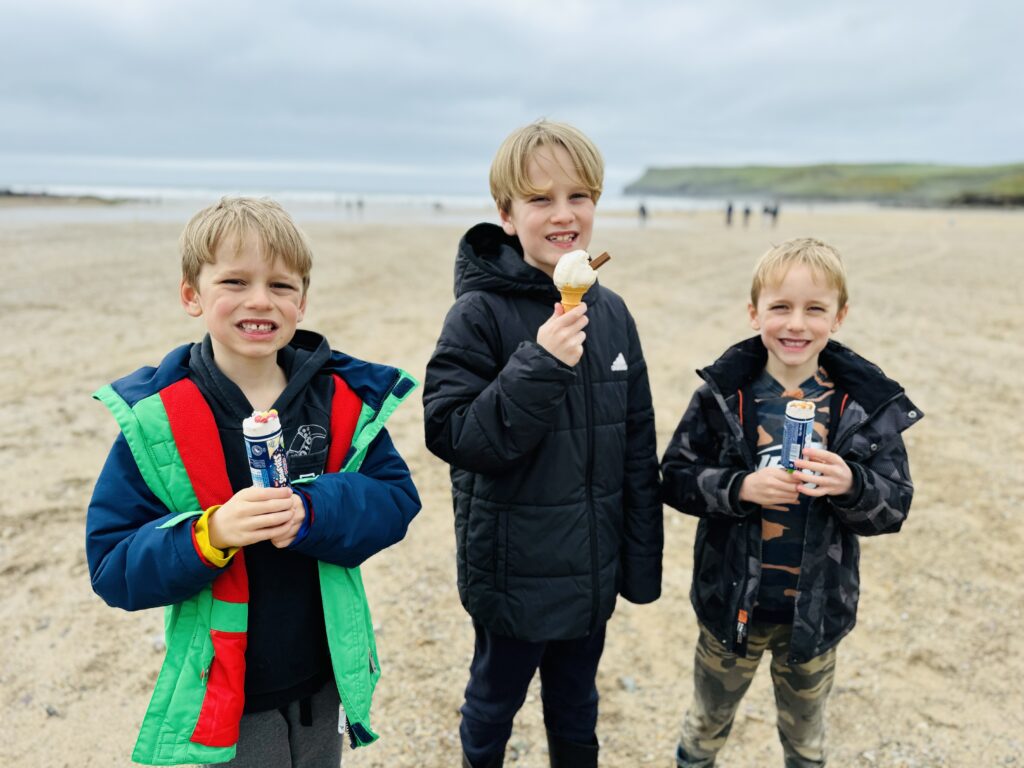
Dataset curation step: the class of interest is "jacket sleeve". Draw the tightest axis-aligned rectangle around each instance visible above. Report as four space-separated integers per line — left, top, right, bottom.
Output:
290 428 421 567
660 387 759 520
423 296 575 474
828 432 914 536
86 434 221 611
619 314 663 604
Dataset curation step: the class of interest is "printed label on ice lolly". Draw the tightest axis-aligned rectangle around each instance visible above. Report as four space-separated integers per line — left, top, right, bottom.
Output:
243 409 290 487
781 400 815 471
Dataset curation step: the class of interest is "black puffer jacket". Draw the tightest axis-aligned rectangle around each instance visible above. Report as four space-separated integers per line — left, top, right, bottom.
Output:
661 337 922 662
424 223 663 641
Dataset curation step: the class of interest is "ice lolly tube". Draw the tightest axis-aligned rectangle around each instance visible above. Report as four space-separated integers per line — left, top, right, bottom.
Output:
243 409 290 487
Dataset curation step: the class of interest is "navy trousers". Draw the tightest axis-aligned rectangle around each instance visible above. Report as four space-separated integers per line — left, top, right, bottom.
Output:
460 620 606 765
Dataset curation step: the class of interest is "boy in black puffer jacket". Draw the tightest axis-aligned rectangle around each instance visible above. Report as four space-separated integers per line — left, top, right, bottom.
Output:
662 238 922 767
424 120 663 768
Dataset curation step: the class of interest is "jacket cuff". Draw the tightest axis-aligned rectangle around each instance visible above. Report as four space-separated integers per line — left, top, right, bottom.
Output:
728 471 761 516
288 490 314 548
193 505 239 568
831 462 866 509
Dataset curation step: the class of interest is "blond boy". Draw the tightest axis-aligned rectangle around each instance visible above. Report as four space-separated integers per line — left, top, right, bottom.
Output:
87 197 420 766
661 237 922 767
424 121 663 767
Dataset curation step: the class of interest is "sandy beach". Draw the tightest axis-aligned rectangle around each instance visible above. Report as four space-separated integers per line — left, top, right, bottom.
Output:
1 204 1022 767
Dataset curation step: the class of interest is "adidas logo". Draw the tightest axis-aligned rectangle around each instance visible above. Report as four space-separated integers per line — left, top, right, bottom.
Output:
610 352 628 372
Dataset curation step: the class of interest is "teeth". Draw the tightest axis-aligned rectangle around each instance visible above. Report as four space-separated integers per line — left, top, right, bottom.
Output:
547 234 575 242
241 322 274 332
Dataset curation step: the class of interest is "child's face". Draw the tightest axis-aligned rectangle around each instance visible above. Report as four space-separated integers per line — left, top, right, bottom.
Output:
180 233 306 370
748 264 848 384
499 145 595 278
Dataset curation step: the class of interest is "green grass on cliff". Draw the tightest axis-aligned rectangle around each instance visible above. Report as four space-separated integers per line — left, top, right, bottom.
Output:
624 163 1024 206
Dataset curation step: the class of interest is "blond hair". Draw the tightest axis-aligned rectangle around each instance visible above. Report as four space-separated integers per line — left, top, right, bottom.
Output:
180 197 313 294
751 237 849 308
489 120 604 213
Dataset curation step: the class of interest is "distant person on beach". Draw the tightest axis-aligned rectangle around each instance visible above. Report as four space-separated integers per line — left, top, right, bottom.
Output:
661 237 922 767
85 197 421 766
726 200 734 226
424 120 663 768
638 201 648 225
743 204 751 227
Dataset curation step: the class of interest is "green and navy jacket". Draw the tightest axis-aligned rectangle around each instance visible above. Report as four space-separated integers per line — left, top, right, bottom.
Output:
86 342 420 765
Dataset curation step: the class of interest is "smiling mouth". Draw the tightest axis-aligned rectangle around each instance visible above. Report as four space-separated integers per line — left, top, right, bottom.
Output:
238 321 277 333
546 233 577 243
780 339 810 348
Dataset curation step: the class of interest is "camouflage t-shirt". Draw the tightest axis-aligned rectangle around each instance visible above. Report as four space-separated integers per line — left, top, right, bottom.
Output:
752 367 834 621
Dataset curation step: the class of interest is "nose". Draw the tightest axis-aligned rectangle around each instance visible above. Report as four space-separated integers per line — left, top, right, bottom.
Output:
245 283 274 308
550 197 575 225
787 310 807 330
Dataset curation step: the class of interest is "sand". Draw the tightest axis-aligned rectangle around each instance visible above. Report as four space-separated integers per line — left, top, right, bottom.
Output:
1 205 1021 767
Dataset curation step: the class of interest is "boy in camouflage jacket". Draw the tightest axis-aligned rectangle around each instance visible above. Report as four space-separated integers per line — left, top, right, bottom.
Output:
661 238 922 767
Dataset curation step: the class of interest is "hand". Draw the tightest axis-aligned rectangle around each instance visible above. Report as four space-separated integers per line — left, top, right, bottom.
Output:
537 302 588 367
793 447 854 497
738 467 801 507
270 493 307 549
208 486 296 549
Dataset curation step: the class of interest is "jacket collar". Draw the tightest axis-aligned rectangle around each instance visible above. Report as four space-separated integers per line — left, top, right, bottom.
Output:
453 222 602 307
701 336 905 412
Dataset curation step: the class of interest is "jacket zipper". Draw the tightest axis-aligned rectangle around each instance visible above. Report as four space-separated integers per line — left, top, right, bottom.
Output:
582 355 599 633
704 376 756 652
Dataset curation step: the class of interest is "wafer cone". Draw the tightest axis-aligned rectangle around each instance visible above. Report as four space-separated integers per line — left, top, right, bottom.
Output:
559 285 588 311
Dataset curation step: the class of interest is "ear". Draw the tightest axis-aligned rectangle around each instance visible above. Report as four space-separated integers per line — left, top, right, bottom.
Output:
180 279 203 317
499 207 516 236
297 292 307 323
748 302 760 330
832 304 849 333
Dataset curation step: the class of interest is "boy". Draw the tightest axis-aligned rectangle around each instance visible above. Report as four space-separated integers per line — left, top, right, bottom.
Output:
661 238 922 767
86 197 421 767
423 120 664 768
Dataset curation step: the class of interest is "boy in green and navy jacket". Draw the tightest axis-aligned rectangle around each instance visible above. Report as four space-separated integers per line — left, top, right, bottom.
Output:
86 197 421 766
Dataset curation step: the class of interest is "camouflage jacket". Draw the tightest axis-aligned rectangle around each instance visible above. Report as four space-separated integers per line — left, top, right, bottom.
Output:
661 337 922 662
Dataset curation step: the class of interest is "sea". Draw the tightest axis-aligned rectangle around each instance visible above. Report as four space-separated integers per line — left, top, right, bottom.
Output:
0 152 820 226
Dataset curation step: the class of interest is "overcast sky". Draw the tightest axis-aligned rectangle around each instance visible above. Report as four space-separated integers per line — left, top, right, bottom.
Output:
1 0 1020 194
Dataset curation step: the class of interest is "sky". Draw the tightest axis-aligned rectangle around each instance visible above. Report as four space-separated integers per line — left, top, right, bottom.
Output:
1 0 1021 196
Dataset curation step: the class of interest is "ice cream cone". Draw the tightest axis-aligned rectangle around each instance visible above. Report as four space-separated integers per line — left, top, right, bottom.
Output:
559 285 588 311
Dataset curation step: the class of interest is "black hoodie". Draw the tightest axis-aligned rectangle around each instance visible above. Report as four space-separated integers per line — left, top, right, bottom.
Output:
190 330 334 712
423 223 663 641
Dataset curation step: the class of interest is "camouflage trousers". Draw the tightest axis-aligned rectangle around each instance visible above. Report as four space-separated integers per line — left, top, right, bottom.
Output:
676 622 837 768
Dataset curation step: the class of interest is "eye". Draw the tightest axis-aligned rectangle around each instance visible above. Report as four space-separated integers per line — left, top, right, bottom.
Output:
807 306 826 313
769 304 788 311
570 192 591 200
529 195 549 204
271 282 298 292
220 278 245 286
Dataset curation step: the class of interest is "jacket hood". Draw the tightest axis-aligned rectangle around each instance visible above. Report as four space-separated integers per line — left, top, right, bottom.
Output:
701 336 905 413
108 329 414 411
455 222 582 305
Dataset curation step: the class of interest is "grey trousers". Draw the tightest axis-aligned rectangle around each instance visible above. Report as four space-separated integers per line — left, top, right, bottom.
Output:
676 622 837 768
213 680 344 768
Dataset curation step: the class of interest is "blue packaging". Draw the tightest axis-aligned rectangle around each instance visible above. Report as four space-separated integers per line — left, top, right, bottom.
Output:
781 400 815 471
243 411 290 488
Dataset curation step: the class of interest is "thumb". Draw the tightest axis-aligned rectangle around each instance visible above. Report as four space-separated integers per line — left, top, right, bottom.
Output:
552 302 565 317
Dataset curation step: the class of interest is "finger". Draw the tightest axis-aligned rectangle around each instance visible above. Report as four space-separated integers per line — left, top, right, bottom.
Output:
247 510 295 530
798 484 828 497
553 302 565 316
801 448 831 463
241 486 293 501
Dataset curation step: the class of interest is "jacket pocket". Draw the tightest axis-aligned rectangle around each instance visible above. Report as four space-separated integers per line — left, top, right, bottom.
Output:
190 630 247 748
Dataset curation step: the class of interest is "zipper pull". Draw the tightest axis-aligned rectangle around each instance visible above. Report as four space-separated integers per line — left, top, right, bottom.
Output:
735 609 749 655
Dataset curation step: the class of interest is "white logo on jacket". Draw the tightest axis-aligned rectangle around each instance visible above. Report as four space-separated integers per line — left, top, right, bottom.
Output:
610 352 628 372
